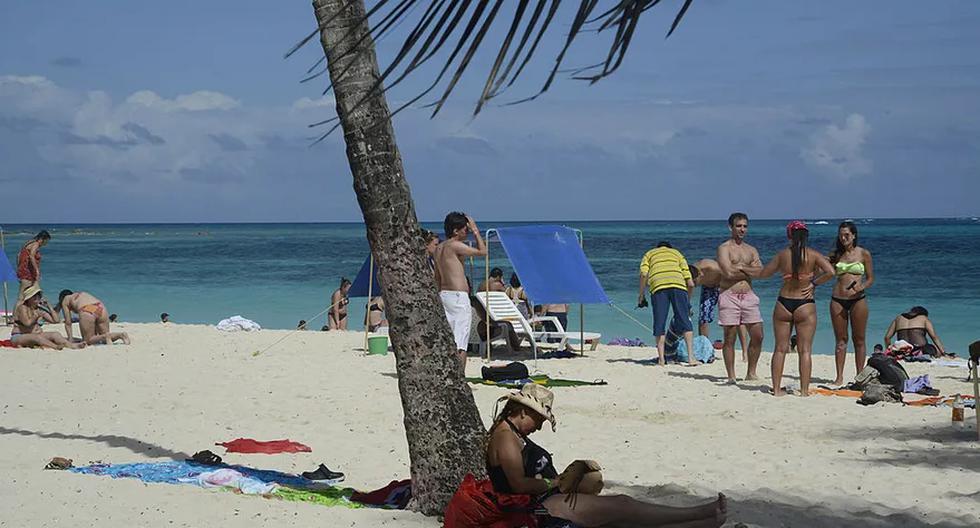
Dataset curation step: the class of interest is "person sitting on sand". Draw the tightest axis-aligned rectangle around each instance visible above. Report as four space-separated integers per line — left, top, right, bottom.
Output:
366 296 387 332
505 273 531 319
883 306 949 357
452 383 727 527
109 313 118 323
329 278 352 330
10 286 85 350
297 319 308 330
56 290 130 345
476 267 507 294
755 221 834 396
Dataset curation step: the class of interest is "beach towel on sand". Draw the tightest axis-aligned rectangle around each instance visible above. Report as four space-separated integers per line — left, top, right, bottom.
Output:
217 438 311 454
0 339 16 348
467 374 607 389
71 461 412 509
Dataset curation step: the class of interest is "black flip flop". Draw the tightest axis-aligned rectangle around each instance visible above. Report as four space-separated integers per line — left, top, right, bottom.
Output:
187 450 222 466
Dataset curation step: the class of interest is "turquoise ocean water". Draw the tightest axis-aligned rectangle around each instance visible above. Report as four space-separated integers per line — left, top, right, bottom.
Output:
2 219 977 355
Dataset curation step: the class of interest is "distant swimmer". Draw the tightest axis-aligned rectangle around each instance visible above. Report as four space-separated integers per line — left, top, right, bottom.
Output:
755 221 834 396
57 290 131 345
434 212 487 373
329 278 352 330
16 230 50 306
716 213 764 383
826 221 875 385
10 286 86 350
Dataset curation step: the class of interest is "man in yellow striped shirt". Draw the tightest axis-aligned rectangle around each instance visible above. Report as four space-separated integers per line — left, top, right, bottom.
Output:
638 242 697 366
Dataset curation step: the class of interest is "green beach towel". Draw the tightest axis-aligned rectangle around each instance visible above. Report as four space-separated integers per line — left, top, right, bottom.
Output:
466 374 607 388
274 486 362 508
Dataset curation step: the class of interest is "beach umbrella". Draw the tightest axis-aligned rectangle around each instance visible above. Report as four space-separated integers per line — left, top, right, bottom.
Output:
0 227 17 320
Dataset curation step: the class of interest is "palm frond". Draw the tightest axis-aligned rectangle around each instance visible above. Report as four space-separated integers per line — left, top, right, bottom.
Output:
291 0 695 128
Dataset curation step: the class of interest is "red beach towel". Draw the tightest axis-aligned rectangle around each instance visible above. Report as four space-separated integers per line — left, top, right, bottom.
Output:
0 340 17 348
216 438 312 454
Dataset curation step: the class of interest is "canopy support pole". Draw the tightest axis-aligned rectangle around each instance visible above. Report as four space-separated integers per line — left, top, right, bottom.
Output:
578 230 585 356
363 255 373 353
1 226 8 325
484 237 491 362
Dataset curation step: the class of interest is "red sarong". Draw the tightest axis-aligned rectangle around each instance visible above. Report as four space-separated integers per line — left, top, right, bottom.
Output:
443 474 538 528
215 438 312 454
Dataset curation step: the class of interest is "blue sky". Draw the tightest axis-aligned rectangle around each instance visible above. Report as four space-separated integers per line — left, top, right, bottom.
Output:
1 0 978 222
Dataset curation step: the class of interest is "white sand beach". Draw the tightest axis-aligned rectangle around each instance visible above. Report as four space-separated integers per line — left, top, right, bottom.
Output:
1 323 978 527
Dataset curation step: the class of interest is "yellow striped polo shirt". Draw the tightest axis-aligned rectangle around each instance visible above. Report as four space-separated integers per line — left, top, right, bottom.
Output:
639 247 692 293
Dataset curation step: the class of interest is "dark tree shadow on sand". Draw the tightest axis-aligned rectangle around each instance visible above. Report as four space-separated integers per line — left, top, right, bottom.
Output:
613 482 978 528
823 422 980 472
0 426 191 460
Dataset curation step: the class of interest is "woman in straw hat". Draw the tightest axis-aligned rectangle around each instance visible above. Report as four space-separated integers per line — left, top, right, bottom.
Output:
9 285 86 350
458 383 727 527
756 221 835 397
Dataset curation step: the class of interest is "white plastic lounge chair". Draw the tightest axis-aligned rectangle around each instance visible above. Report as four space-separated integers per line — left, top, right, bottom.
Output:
475 291 569 361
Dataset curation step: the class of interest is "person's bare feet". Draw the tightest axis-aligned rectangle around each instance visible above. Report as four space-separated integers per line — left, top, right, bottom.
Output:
715 493 728 526
121 333 131 345
832 378 845 386
771 386 787 397
744 373 760 381
68 342 85 350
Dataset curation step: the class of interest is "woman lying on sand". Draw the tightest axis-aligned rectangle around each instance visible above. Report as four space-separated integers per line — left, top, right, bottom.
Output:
57 290 130 345
10 286 85 350
757 221 834 396
448 383 727 527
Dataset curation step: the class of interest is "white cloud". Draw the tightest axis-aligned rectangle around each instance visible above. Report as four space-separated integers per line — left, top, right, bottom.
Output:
291 96 336 112
126 89 241 112
800 113 873 178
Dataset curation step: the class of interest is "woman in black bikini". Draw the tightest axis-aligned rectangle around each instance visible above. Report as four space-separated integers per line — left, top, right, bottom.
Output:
757 221 834 396
827 221 875 385
366 296 386 332
480 384 727 527
884 306 948 357
329 278 352 330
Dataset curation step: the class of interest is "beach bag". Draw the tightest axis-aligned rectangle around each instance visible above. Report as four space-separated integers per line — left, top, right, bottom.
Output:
857 381 903 405
676 336 715 364
852 365 879 390
868 353 909 391
482 362 529 383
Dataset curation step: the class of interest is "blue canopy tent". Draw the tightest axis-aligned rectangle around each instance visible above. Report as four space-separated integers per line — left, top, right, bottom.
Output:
348 254 384 351
484 225 609 359
1 227 17 321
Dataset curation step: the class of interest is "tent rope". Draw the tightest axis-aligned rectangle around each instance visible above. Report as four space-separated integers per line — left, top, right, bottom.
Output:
608 301 653 334
253 299 344 356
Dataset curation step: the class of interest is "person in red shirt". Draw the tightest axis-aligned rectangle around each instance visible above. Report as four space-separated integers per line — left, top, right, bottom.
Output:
16 230 50 306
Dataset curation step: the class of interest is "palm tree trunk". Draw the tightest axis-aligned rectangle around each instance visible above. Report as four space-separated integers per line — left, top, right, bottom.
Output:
311 0 487 515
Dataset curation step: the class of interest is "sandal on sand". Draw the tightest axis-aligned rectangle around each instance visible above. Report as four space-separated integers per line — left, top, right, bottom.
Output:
187 450 223 466
44 457 73 470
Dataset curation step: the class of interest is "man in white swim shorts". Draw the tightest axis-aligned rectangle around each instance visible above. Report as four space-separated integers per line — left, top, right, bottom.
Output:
434 211 487 373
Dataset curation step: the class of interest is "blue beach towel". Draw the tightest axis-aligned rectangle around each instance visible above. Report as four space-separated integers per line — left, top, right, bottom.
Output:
675 336 716 364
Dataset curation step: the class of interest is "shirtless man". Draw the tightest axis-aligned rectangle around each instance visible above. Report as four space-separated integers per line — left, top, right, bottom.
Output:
57 290 130 345
434 212 487 372
693 258 749 360
716 213 764 383
476 267 507 294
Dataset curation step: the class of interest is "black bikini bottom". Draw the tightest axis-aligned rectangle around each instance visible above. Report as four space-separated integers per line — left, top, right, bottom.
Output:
832 294 866 313
777 297 815 314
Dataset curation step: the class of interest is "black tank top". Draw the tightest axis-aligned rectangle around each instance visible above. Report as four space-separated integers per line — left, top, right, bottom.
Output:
487 419 558 494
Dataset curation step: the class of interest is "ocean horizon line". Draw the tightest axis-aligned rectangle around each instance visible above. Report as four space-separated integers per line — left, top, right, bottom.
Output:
1 215 977 227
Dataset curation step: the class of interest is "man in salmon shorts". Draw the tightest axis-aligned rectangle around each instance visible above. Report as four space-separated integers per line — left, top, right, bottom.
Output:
716 212 764 384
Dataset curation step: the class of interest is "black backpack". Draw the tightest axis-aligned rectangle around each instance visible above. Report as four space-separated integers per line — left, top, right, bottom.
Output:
867 353 909 391
482 362 530 382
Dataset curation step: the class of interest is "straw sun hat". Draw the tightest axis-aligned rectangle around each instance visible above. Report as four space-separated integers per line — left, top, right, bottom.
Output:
22 284 42 301
496 383 556 431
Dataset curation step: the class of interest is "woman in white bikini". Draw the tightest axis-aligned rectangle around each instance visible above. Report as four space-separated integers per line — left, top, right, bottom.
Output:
57 290 130 345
